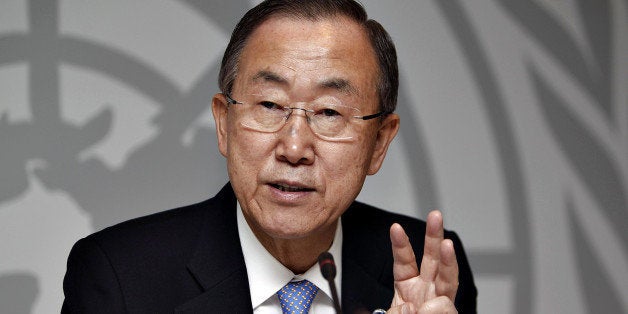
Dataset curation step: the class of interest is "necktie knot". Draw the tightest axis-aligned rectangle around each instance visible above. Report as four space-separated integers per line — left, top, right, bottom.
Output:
277 279 319 314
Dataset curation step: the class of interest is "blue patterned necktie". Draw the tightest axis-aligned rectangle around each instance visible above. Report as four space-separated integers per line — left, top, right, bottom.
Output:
277 280 319 314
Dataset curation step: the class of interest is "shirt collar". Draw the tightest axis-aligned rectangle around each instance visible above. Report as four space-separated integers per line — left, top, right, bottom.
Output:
237 202 343 309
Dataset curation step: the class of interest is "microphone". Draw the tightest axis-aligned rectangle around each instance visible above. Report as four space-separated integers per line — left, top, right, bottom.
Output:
318 252 342 314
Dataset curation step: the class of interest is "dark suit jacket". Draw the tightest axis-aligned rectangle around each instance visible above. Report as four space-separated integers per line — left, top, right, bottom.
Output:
62 183 477 313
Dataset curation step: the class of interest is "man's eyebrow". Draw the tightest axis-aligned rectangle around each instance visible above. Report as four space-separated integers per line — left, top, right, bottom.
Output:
319 78 357 95
250 71 357 95
251 70 287 85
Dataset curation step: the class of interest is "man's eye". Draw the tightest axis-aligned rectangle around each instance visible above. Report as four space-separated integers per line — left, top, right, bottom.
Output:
259 101 282 110
321 108 341 117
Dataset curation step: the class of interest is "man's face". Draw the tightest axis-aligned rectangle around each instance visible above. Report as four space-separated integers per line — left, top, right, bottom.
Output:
212 16 399 241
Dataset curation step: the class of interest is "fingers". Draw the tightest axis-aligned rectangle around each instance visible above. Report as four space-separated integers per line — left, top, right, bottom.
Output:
435 239 459 300
389 211 459 312
419 210 444 282
391 223 419 281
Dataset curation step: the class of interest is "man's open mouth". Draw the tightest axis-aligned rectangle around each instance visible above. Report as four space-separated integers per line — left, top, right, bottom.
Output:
270 183 315 192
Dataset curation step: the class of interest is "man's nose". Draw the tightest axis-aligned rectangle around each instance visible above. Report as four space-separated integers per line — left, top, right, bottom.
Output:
274 110 315 165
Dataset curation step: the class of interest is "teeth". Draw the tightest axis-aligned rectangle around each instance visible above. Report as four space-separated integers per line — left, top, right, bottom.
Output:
273 183 310 192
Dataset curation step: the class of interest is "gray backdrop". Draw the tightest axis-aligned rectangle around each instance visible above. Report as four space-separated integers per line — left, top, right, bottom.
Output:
1 0 627 313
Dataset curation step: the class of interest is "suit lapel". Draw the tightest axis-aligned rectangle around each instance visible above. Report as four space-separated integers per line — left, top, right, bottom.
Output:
342 257 394 314
176 184 253 313
341 203 395 313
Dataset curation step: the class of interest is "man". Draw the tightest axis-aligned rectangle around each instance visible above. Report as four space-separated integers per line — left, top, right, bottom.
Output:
62 1 477 313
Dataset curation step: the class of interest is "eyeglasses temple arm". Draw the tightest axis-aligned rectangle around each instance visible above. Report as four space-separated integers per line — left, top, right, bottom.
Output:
355 111 391 120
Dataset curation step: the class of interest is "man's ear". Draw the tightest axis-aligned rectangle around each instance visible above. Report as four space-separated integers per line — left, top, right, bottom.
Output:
368 113 400 175
211 93 229 157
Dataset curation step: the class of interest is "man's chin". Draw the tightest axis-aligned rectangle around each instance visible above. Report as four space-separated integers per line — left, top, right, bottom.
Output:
261 224 317 240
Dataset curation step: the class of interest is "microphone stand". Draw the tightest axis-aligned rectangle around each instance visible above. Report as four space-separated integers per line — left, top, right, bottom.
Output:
318 252 342 314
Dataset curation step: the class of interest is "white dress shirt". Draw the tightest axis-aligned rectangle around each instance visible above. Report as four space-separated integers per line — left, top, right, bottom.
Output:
237 203 343 313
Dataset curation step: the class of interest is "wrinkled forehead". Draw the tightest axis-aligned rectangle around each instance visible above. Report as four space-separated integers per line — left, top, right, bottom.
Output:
234 16 379 106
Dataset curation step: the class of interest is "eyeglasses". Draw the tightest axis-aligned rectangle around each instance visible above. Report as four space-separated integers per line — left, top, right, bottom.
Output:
223 93 390 141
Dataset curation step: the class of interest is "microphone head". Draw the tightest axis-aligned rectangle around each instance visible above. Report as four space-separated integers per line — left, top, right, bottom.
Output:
318 251 336 280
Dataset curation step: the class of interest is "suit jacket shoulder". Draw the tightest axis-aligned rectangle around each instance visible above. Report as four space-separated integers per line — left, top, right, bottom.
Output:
62 183 253 314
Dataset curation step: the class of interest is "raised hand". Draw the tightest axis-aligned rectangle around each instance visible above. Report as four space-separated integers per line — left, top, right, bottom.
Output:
387 210 459 314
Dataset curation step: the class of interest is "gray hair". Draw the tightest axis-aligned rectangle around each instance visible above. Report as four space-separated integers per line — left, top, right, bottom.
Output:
218 0 399 114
